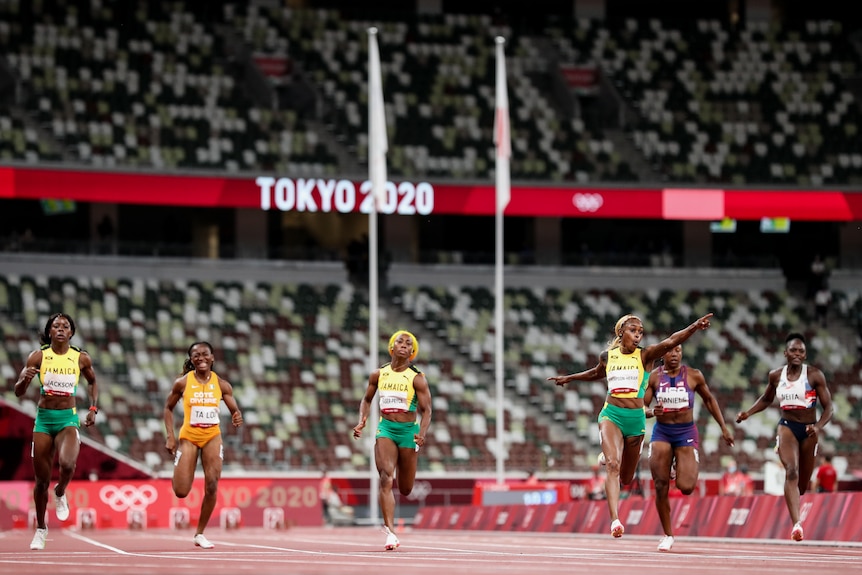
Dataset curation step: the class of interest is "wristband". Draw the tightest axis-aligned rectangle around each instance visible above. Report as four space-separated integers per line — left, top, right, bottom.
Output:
89 406 99 414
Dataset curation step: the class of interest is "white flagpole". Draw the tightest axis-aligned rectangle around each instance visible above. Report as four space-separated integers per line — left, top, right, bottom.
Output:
494 36 511 485
367 26 388 525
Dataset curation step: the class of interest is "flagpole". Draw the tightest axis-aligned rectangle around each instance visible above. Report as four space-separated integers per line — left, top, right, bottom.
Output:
367 26 388 525
494 36 511 486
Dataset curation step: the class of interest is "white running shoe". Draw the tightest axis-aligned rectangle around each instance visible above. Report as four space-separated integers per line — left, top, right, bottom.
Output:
598 452 607 466
791 522 804 542
55 490 70 521
384 527 400 551
657 535 674 551
610 519 624 538
194 533 214 549
30 528 48 550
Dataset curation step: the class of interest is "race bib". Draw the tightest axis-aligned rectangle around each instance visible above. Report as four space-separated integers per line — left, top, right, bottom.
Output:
656 387 689 411
607 368 639 394
380 391 409 413
779 389 815 410
190 406 220 427
42 379 76 396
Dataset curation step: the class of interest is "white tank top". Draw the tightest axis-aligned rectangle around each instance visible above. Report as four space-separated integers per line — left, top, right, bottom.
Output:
777 364 815 410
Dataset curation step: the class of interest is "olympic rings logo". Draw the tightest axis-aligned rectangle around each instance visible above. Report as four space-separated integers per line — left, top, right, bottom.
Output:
99 484 159 511
573 193 604 212
406 480 431 502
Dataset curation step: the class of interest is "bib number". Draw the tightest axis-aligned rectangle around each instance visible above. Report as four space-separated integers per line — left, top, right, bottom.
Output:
190 406 219 427
380 393 409 414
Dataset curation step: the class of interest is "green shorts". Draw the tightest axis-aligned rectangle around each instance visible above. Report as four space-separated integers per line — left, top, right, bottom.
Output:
33 407 80 436
376 418 418 449
598 402 645 438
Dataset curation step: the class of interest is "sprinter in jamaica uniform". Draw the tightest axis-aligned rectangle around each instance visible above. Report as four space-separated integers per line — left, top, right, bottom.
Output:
15 312 98 550
354 330 432 551
548 312 713 539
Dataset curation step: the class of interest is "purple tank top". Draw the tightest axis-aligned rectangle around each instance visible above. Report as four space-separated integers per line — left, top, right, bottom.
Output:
655 365 695 412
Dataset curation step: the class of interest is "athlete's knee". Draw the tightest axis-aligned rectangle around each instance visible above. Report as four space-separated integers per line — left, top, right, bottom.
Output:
203 477 219 497
172 479 191 499
677 484 695 496
653 478 669 493
398 479 414 496
378 469 395 486
784 466 800 483
33 476 50 492
57 457 77 477
676 471 696 494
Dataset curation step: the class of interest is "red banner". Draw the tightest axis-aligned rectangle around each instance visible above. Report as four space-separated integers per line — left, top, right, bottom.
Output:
1 166 860 220
0 478 323 531
253 54 291 78
559 65 599 94
413 492 862 542
0 401 154 482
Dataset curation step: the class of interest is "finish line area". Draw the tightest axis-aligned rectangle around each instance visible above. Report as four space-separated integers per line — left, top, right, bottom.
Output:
1 527 861 575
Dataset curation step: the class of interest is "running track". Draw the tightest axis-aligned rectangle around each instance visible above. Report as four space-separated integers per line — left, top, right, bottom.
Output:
1 527 861 575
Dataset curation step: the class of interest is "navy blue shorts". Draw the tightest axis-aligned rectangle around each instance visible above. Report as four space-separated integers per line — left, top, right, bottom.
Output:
778 418 810 443
650 420 699 449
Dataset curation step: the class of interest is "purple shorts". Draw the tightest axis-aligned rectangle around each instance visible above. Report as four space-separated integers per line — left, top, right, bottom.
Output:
650 420 699 449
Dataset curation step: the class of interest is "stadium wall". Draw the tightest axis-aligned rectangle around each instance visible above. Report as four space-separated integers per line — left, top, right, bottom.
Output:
0 252 789 292
413 491 862 541
4 475 862 542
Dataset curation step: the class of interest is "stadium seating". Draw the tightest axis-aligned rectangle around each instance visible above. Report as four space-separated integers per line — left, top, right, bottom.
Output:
222 3 629 182
2 3 858 183
1 1 859 477
0 0 338 174
3 269 859 476
547 17 862 185
390 282 862 474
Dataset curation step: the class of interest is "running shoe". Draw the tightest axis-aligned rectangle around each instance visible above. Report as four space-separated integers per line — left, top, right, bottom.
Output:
610 519 624 538
384 527 400 551
194 533 215 549
55 490 70 521
30 528 48 550
657 535 674 551
791 522 804 542
598 452 607 466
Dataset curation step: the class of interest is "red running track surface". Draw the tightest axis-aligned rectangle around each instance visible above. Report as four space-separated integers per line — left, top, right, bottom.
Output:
1 527 861 575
